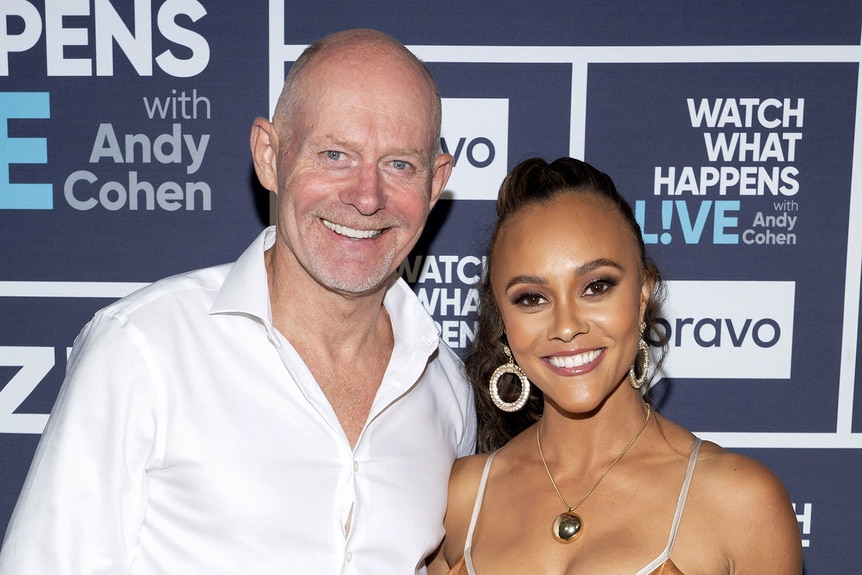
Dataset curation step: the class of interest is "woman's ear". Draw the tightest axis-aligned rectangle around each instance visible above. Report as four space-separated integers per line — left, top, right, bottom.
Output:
639 275 655 319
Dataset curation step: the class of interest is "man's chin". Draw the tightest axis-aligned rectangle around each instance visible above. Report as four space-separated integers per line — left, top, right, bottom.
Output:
314 266 395 297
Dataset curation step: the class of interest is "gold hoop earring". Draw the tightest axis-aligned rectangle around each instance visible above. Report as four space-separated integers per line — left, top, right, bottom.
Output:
629 322 650 390
489 345 531 412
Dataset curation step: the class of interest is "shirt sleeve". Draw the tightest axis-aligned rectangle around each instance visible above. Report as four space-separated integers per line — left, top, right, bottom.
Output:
0 312 159 575
456 385 478 458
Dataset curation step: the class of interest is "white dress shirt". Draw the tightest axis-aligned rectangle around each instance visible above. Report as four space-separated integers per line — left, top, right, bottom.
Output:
0 226 476 575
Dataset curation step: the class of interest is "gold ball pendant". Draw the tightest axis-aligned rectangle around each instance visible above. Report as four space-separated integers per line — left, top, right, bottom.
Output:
552 511 582 543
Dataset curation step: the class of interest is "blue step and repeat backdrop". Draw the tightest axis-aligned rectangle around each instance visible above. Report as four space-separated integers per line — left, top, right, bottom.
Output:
2 1 861 572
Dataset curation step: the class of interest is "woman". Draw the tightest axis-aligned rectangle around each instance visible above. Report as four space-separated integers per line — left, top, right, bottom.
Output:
428 158 802 574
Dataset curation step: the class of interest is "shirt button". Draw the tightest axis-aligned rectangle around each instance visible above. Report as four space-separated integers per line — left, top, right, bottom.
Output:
345 552 353 563
353 460 359 472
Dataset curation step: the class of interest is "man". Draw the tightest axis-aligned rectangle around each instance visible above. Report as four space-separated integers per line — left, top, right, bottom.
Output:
0 29 476 574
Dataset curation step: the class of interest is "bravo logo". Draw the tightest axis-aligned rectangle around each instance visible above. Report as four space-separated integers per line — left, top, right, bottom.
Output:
655 280 795 379
439 98 508 200
1 0 209 77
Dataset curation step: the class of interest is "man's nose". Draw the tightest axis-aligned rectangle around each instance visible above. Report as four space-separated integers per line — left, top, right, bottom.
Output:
341 163 386 215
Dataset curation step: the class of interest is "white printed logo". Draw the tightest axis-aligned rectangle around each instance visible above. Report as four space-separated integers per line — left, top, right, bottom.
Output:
655 280 795 380
439 98 508 201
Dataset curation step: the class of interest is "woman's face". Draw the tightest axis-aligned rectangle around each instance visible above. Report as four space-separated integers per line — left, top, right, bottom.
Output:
491 192 651 415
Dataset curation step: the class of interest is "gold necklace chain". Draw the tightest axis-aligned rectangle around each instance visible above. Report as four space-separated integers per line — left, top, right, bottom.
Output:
536 405 651 543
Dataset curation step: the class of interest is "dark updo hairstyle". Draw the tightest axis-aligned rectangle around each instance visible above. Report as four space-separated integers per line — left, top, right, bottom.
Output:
464 157 667 453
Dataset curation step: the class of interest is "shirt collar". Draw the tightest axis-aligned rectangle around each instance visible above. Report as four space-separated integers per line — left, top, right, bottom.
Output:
210 226 440 355
383 276 440 357
210 226 274 321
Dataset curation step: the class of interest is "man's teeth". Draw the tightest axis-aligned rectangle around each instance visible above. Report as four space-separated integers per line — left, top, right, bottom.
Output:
548 349 602 368
323 219 382 239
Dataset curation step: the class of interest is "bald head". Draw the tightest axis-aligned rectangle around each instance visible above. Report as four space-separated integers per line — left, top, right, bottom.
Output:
272 29 442 152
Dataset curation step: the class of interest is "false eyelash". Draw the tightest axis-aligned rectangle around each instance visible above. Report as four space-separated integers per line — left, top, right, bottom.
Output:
511 291 546 307
584 277 619 295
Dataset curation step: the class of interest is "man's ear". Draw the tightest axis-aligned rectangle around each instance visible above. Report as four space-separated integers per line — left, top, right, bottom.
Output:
250 117 279 193
428 152 454 209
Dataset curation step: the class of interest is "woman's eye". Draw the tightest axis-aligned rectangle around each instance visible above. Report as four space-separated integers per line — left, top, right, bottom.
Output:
585 279 616 296
513 292 545 307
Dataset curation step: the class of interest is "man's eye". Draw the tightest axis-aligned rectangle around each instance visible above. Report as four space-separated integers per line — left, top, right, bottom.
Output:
392 160 410 170
325 151 343 161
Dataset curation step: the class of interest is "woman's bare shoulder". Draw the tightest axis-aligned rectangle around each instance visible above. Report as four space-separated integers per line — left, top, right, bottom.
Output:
691 441 803 573
440 452 496 566
450 451 494 484
446 451 498 524
696 441 790 502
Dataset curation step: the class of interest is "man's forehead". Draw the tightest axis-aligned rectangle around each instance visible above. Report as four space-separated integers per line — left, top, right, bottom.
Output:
301 45 432 102
286 55 438 156
294 94 434 146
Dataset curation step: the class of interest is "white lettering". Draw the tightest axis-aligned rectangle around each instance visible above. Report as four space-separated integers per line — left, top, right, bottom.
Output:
143 89 211 120
64 169 211 210
2 0 209 77
415 287 480 317
742 228 797 245
654 165 799 197
0 0 43 75
703 132 802 162
46 0 91 76
398 255 487 284
94 0 152 76
751 212 797 232
89 123 209 174
155 0 209 77
687 98 805 129
0 347 53 434
435 320 478 349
